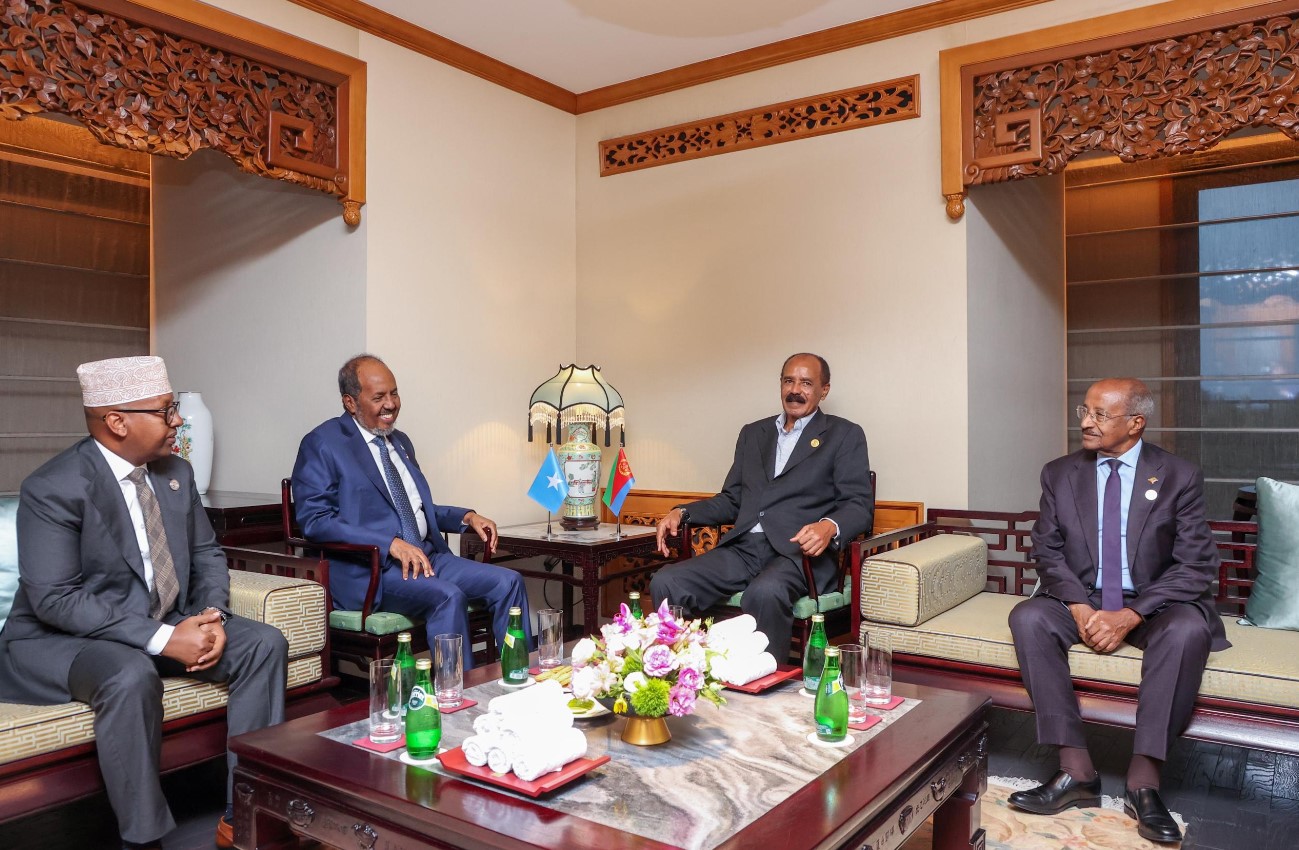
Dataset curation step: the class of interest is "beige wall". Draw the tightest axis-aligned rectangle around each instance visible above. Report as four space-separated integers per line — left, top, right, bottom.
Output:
575 0 1163 510
966 177 1067 511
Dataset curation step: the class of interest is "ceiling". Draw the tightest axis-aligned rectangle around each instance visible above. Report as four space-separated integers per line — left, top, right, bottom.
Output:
362 0 932 93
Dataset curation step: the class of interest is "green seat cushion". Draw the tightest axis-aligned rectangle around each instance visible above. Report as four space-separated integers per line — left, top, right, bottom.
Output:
0 496 19 632
1244 477 1299 631
329 610 420 635
721 582 853 620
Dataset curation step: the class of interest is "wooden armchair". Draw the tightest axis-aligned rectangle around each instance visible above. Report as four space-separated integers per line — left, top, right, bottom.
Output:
279 479 497 677
674 472 915 663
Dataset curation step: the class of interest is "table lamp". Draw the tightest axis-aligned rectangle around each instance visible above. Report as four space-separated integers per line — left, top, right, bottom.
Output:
528 365 625 529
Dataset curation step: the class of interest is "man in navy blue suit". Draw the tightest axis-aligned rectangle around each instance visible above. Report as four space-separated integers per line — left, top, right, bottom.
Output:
292 355 529 667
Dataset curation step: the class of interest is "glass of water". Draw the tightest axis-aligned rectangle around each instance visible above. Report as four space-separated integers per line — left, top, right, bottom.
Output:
863 630 893 705
838 643 868 723
433 633 463 709
368 658 401 743
536 609 564 670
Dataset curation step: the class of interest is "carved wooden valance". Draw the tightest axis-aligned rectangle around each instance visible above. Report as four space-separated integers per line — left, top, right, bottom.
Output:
600 75 919 176
940 0 1299 220
0 0 366 224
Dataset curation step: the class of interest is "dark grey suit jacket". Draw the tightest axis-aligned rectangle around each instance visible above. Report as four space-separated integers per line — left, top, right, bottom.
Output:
0 437 230 704
684 410 874 587
1031 441 1229 651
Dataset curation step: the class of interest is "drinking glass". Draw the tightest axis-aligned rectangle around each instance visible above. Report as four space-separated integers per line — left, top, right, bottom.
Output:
433 634 463 709
838 643 868 723
368 658 402 743
668 605 686 622
863 630 893 705
536 609 564 670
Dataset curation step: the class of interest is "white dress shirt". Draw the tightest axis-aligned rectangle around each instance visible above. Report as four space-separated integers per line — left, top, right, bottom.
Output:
351 417 430 540
94 440 173 654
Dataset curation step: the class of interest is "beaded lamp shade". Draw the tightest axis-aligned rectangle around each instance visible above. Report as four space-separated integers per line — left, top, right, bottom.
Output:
527 365 626 447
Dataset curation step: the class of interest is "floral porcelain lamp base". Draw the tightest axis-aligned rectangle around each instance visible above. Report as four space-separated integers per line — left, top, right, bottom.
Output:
621 715 671 746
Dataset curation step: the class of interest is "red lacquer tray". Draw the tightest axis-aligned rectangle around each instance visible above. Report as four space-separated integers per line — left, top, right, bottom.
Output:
724 664 803 693
434 747 610 797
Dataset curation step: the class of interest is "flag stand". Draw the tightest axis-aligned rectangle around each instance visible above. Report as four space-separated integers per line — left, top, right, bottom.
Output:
615 515 622 541
545 512 553 540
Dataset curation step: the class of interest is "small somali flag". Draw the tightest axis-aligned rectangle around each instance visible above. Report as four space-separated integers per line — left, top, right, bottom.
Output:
602 447 635 516
527 447 569 513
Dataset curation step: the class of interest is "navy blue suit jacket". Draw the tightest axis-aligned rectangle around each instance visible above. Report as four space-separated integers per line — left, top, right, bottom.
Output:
291 413 471 612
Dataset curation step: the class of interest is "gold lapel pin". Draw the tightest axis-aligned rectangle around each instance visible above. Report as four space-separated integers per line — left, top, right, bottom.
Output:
169 479 180 491
810 439 821 448
1148 477 1158 484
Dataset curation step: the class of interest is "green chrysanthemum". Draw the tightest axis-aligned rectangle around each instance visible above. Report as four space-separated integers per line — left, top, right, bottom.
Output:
629 678 670 717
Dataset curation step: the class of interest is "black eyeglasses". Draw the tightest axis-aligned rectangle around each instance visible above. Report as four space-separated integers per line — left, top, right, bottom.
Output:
1075 405 1138 425
104 401 181 422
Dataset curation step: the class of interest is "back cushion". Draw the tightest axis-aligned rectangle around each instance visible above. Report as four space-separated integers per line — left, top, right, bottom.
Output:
0 496 19 631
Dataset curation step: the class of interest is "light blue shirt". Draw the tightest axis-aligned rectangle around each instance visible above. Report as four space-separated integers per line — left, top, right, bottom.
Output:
1096 440 1143 592
751 412 839 541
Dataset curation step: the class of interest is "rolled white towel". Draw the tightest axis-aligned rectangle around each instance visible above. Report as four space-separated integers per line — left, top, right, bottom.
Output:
472 713 503 736
511 727 588 782
720 651 778 686
487 679 566 717
486 745 513 775
707 614 756 646
729 630 769 657
498 710 573 736
462 734 494 767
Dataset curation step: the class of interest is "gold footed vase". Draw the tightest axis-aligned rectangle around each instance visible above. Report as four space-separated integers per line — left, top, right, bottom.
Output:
621 714 671 746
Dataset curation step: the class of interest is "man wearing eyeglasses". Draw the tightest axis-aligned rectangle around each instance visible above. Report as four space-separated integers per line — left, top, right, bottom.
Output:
1007 377 1226 845
0 356 287 850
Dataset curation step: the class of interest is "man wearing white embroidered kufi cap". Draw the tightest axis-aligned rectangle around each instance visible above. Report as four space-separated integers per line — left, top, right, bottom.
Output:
0 355 286 850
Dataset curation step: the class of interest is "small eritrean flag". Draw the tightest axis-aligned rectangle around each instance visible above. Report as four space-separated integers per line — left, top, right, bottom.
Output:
602 447 635 516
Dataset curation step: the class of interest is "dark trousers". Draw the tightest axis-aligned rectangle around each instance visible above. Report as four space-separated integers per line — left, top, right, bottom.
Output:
1009 594 1213 760
378 551 530 668
66 616 288 844
650 531 819 662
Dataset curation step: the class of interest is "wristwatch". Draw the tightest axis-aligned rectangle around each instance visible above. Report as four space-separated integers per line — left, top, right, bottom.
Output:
675 507 691 524
203 606 229 625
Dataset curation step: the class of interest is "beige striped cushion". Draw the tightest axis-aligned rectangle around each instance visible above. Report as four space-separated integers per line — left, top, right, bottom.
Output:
0 570 326 766
229 570 326 659
858 592 1299 710
861 534 987 626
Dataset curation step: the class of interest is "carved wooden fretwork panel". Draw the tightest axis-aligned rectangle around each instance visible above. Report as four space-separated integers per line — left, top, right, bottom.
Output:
0 0 349 204
600 75 919 176
966 13 1299 190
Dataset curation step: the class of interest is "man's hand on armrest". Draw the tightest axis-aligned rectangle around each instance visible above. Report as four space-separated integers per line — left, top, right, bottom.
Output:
791 519 837 558
464 511 498 555
656 508 686 557
390 538 433 579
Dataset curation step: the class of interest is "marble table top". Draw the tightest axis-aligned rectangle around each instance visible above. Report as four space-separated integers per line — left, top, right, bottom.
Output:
495 521 657 544
321 676 917 850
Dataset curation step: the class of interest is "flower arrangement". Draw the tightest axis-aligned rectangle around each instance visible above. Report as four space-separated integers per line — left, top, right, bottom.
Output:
569 600 726 718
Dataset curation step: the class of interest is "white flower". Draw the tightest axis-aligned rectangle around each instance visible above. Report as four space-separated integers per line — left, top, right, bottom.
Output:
623 671 649 693
678 643 706 673
571 665 600 700
594 664 619 694
603 630 629 655
571 637 597 667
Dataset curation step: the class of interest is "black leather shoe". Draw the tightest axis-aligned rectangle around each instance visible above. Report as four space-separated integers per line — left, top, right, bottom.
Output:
1124 786 1182 843
1007 770 1102 815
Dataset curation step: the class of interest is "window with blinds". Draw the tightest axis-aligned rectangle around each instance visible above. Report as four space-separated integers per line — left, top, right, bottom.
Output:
1066 152 1299 518
0 117 150 495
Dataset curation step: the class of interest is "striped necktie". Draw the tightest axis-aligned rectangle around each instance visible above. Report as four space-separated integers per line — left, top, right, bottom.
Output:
373 436 422 545
126 467 180 619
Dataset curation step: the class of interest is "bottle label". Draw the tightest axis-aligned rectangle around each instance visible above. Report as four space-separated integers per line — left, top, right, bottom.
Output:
816 721 842 738
504 633 516 648
804 676 819 691
408 685 429 711
827 679 843 695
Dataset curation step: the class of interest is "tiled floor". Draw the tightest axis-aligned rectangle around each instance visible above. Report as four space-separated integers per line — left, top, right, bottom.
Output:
5 705 1298 849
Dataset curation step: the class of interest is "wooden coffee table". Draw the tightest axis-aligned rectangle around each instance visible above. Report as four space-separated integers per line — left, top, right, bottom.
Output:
231 664 988 850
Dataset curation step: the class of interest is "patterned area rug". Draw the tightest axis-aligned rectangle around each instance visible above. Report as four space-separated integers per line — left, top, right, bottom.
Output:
900 777 1188 849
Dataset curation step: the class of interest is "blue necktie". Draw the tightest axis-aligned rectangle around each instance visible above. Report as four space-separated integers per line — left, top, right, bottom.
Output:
373 436 421 545
1101 458 1123 611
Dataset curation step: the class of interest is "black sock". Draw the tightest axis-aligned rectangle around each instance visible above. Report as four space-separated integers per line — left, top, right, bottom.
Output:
1059 746 1096 782
1127 754 1162 791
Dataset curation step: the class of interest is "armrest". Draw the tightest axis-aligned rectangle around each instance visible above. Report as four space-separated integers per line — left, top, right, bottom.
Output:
859 534 988 628
679 522 841 605
228 569 327 659
286 535 383 620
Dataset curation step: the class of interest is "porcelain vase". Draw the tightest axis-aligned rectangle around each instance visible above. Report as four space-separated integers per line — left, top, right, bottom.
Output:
556 423 600 530
173 391 214 494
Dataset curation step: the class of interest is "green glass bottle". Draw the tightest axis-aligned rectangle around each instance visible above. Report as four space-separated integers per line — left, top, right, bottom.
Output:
391 631 416 718
500 606 529 685
628 591 644 620
803 613 827 692
814 646 849 743
405 658 441 759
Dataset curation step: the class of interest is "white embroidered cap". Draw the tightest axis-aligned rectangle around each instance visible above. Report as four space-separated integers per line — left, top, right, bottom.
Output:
76 356 173 407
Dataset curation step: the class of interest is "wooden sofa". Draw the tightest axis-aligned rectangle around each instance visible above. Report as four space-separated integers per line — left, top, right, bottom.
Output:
850 508 1299 755
0 493 339 823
